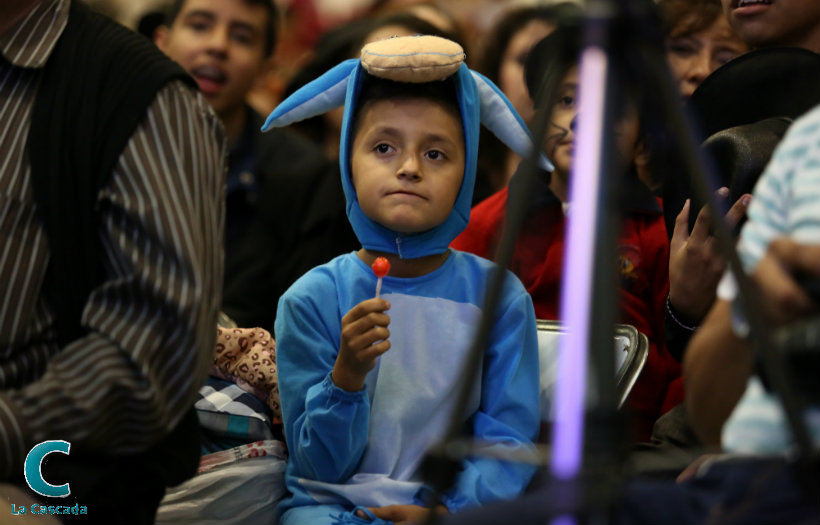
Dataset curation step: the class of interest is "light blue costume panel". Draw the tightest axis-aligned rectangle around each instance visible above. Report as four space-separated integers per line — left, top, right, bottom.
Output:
275 250 540 522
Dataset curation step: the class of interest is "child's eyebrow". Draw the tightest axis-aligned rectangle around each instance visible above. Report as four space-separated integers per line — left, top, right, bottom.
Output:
369 126 402 139
182 10 259 36
425 133 460 148
368 126 459 147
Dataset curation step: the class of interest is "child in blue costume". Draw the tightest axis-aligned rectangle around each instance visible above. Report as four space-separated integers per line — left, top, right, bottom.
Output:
262 36 543 525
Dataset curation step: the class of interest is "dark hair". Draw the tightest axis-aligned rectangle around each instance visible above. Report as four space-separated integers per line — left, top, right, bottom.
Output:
165 0 279 56
524 23 581 104
352 74 461 135
476 2 581 84
657 0 723 40
525 13 667 115
137 10 167 40
524 20 662 159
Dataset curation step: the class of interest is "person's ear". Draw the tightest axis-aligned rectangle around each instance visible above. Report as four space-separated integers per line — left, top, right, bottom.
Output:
153 24 169 51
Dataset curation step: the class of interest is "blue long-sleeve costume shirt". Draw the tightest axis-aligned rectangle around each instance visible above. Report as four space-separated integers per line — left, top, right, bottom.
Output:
275 250 540 519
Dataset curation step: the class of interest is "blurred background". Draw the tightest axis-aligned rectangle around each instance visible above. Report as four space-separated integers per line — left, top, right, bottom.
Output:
87 0 582 118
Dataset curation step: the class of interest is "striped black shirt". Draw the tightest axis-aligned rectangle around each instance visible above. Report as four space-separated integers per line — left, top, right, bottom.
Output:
0 0 226 479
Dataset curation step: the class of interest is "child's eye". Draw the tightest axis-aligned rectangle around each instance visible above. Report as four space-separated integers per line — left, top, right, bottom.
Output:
557 95 575 108
374 143 393 154
231 29 255 45
426 150 446 161
185 16 211 32
188 21 210 32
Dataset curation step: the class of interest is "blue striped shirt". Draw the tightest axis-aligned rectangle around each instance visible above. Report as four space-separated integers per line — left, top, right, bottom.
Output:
718 104 820 454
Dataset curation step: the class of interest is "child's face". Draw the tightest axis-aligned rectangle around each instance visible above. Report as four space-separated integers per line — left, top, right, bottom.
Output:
666 14 747 100
544 67 641 178
155 0 270 118
543 67 579 177
351 98 465 234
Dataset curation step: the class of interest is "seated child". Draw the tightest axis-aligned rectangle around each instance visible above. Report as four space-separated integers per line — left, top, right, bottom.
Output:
452 26 680 442
263 36 542 525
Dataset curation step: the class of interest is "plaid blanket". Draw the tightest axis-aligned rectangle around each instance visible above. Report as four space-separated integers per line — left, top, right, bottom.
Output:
195 376 276 453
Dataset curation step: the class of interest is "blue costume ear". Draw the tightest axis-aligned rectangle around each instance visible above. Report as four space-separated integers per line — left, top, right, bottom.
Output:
261 59 359 131
471 71 554 172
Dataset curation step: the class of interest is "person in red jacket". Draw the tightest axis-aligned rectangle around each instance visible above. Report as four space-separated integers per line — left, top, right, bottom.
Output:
452 25 678 441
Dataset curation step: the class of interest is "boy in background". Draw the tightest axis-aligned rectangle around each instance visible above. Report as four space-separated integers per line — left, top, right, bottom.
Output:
156 0 357 329
265 36 541 525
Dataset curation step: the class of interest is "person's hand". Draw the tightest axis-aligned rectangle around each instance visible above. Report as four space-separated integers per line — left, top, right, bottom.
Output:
332 298 391 391
358 504 449 524
669 189 751 320
751 238 820 327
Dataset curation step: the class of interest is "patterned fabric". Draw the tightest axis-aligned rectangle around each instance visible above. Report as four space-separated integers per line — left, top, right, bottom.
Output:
717 104 820 454
0 0 226 479
197 439 287 474
213 327 281 421
157 439 288 524
195 377 276 453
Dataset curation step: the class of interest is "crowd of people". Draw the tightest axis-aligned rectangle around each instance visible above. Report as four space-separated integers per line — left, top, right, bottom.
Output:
1 0 818 524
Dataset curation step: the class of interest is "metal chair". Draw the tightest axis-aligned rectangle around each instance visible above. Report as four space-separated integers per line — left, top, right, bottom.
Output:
536 319 648 421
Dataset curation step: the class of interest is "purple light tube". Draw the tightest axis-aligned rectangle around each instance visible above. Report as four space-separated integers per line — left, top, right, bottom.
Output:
549 46 609 523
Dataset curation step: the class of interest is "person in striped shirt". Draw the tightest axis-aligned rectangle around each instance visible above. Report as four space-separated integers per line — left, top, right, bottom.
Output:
686 103 820 451
0 0 225 522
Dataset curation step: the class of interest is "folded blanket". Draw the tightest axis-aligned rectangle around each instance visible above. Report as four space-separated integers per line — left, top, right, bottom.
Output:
195 377 276 453
213 327 281 422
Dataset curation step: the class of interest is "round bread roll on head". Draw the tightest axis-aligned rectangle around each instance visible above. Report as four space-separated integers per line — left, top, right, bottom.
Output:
360 34 465 83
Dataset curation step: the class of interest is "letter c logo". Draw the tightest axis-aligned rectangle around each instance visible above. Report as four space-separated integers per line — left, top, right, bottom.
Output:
24 440 71 498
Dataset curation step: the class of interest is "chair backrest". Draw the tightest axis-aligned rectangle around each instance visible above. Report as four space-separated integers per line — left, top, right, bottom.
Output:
536 319 648 422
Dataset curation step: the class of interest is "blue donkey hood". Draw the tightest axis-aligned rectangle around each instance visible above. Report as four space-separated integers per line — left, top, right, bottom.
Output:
262 36 551 258
338 62 480 258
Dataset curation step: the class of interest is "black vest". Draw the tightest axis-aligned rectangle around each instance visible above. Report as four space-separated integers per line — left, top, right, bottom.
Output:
28 0 195 346
26 3 201 517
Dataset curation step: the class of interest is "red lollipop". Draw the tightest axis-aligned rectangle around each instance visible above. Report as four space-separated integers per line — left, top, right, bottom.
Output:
372 257 390 278
372 257 390 297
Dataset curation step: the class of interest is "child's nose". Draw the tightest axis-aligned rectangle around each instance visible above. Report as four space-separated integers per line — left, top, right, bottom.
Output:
396 153 421 180
570 114 579 132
